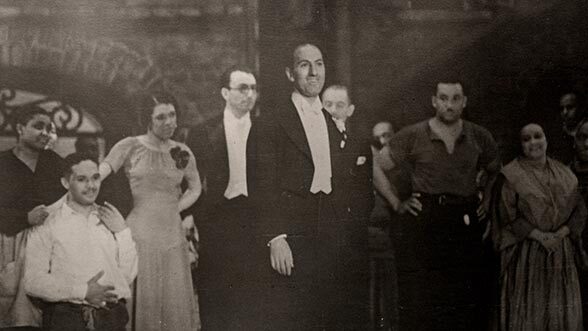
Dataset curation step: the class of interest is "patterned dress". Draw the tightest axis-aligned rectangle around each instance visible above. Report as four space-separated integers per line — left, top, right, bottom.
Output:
492 158 586 330
104 137 200 331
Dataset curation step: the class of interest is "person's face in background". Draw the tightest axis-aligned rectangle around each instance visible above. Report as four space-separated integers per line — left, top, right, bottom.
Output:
432 83 467 124
372 122 394 148
322 87 354 122
75 137 100 160
61 159 101 206
520 123 548 161
221 70 257 118
287 44 325 98
575 121 588 162
17 114 53 151
560 93 579 131
150 103 177 141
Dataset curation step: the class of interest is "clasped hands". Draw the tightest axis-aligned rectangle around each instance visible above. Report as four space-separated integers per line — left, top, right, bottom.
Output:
529 227 570 254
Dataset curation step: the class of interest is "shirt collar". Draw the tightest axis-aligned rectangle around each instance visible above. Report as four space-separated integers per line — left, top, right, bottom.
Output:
426 119 469 142
332 118 346 133
291 90 323 115
223 108 251 126
60 194 100 225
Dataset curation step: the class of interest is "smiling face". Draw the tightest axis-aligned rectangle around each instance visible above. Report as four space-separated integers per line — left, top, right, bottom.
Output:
17 114 53 151
432 83 467 124
520 123 548 161
150 103 177 141
62 159 101 206
287 44 325 98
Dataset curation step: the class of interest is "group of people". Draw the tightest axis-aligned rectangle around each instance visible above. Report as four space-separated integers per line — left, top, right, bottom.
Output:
1 40 588 331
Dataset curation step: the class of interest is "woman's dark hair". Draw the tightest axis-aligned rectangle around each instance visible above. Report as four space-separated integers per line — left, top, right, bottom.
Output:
13 104 50 137
138 91 179 130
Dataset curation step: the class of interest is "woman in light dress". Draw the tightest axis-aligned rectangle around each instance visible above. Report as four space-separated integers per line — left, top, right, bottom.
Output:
99 92 201 331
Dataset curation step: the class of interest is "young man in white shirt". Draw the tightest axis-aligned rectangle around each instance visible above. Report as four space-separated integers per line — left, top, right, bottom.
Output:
24 153 138 331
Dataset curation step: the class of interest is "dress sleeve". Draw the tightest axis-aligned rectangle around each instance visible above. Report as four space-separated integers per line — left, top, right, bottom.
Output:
103 137 135 173
181 144 200 186
500 179 536 242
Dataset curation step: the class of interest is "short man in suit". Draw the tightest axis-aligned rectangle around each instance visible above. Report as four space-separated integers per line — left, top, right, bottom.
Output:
255 43 371 330
186 66 258 330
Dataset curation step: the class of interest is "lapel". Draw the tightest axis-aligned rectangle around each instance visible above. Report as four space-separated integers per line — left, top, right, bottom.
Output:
324 110 342 155
206 118 229 176
277 99 312 159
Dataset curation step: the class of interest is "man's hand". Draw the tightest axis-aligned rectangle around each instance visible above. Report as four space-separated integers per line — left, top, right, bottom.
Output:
98 202 127 233
476 191 488 220
28 205 48 226
396 193 422 216
85 271 117 308
270 238 294 276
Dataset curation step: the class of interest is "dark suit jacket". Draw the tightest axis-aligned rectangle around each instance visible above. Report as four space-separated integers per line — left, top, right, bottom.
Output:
254 100 373 241
186 115 256 212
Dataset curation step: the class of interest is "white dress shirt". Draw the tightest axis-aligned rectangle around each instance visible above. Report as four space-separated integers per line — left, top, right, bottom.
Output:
223 108 252 199
24 195 138 304
291 91 332 194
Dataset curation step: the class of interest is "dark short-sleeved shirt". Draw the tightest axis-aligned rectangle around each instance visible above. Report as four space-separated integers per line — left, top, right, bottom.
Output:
388 119 499 197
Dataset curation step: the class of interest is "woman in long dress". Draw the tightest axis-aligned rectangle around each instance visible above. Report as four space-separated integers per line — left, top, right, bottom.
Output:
99 92 201 331
492 123 586 330
0 106 64 329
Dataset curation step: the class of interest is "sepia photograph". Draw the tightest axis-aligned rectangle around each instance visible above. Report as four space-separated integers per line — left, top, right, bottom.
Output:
0 0 587 330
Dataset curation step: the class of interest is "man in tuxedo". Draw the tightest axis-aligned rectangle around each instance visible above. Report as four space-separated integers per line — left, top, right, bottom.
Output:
186 66 258 330
255 43 371 330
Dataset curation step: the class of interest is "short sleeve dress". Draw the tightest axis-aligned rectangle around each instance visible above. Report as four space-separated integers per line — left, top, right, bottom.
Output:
104 136 199 331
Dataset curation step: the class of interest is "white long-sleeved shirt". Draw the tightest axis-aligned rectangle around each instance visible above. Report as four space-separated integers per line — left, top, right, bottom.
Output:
291 91 332 194
24 195 138 304
223 108 251 199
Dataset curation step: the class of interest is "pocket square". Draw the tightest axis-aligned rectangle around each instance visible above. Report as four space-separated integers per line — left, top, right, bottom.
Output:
356 156 367 165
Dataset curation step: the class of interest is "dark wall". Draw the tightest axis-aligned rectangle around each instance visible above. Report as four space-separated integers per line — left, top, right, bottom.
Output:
259 0 588 162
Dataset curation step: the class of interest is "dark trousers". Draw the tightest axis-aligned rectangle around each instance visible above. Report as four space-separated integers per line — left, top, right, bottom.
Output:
197 196 263 331
43 300 128 331
260 192 369 331
394 196 491 331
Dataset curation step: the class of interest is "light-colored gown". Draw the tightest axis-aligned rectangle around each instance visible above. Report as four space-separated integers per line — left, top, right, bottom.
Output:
104 136 200 331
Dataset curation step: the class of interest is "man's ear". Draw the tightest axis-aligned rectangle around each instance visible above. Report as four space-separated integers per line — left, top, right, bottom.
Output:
15 123 23 137
61 177 70 190
285 67 295 83
462 95 468 108
347 105 355 118
431 96 437 108
221 87 230 101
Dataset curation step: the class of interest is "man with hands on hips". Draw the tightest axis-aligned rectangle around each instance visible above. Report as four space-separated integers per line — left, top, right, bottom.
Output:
24 153 137 331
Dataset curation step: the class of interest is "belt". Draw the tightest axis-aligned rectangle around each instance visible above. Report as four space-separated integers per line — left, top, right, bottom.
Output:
418 193 478 206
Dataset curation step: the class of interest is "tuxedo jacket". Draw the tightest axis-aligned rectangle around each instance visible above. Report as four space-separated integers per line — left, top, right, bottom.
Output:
186 115 257 214
254 100 373 241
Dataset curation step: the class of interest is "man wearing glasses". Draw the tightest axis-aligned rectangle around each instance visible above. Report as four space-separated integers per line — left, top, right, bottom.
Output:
186 66 258 330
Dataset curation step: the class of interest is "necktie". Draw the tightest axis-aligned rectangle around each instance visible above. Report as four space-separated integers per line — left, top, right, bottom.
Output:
340 130 347 149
